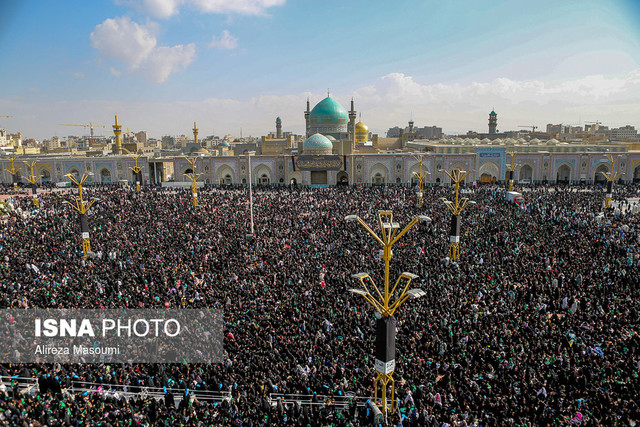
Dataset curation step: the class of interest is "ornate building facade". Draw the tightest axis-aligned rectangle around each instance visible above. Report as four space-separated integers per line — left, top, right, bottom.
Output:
3 145 640 188
3 98 640 187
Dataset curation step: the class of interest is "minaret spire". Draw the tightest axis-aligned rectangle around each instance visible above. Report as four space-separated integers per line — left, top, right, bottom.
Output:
348 96 357 145
305 97 311 138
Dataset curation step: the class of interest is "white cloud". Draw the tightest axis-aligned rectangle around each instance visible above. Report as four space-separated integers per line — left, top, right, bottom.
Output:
115 0 285 18
141 0 180 18
115 0 180 19
109 67 122 77
141 43 197 83
350 71 640 134
90 17 157 70
190 0 286 15
90 16 195 83
208 30 238 50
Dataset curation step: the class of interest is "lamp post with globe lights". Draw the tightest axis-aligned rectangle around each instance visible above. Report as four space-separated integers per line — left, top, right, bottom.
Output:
600 154 624 210
506 150 519 192
412 154 430 208
6 155 21 193
345 211 430 419
129 155 143 192
440 168 476 261
184 156 202 208
23 160 41 207
246 151 256 237
64 172 98 258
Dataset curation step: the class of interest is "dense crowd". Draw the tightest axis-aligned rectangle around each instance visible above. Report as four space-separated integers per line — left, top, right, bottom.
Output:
0 181 639 426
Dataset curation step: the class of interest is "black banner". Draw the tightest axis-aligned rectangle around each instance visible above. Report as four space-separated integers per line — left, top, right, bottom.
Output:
80 213 89 233
449 215 460 238
375 316 396 363
294 155 343 171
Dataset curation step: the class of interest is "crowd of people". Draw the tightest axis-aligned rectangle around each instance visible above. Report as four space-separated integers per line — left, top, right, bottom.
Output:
0 181 639 426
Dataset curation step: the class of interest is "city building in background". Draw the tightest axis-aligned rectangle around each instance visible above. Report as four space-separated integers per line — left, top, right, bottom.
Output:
2 98 640 187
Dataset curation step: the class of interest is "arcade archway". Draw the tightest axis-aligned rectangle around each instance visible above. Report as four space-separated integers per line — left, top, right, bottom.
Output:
556 164 571 183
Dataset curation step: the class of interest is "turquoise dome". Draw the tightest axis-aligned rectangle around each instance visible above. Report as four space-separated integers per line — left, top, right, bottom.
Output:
310 96 349 125
221 141 230 147
303 133 333 153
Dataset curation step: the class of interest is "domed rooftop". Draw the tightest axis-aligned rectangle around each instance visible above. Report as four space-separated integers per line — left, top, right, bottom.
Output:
221 140 230 147
355 121 369 143
303 133 333 154
310 96 349 125
355 121 369 132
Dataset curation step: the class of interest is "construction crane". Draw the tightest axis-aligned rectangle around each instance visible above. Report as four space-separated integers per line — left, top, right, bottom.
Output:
518 125 538 132
59 122 106 145
123 128 137 144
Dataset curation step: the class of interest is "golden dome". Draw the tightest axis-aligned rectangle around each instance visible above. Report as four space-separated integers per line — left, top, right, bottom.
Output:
355 121 369 132
355 121 369 143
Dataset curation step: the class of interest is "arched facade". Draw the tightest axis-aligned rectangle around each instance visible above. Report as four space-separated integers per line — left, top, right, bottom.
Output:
368 163 389 185
556 163 572 183
66 167 80 178
518 164 533 182
4 151 640 187
594 163 609 184
336 171 349 185
478 161 500 183
288 171 304 186
215 165 235 185
408 163 430 184
253 165 273 185
99 167 112 183
41 168 52 183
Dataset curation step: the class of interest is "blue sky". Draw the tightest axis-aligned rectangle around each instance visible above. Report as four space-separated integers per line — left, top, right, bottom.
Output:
1 0 639 140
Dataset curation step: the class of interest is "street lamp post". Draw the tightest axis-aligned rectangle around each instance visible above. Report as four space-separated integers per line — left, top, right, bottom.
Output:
184 157 202 208
412 154 430 208
6 156 20 193
441 169 476 261
506 150 519 192
64 172 97 258
23 160 41 207
247 151 256 237
129 155 143 192
600 154 623 209
345 211 431 419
